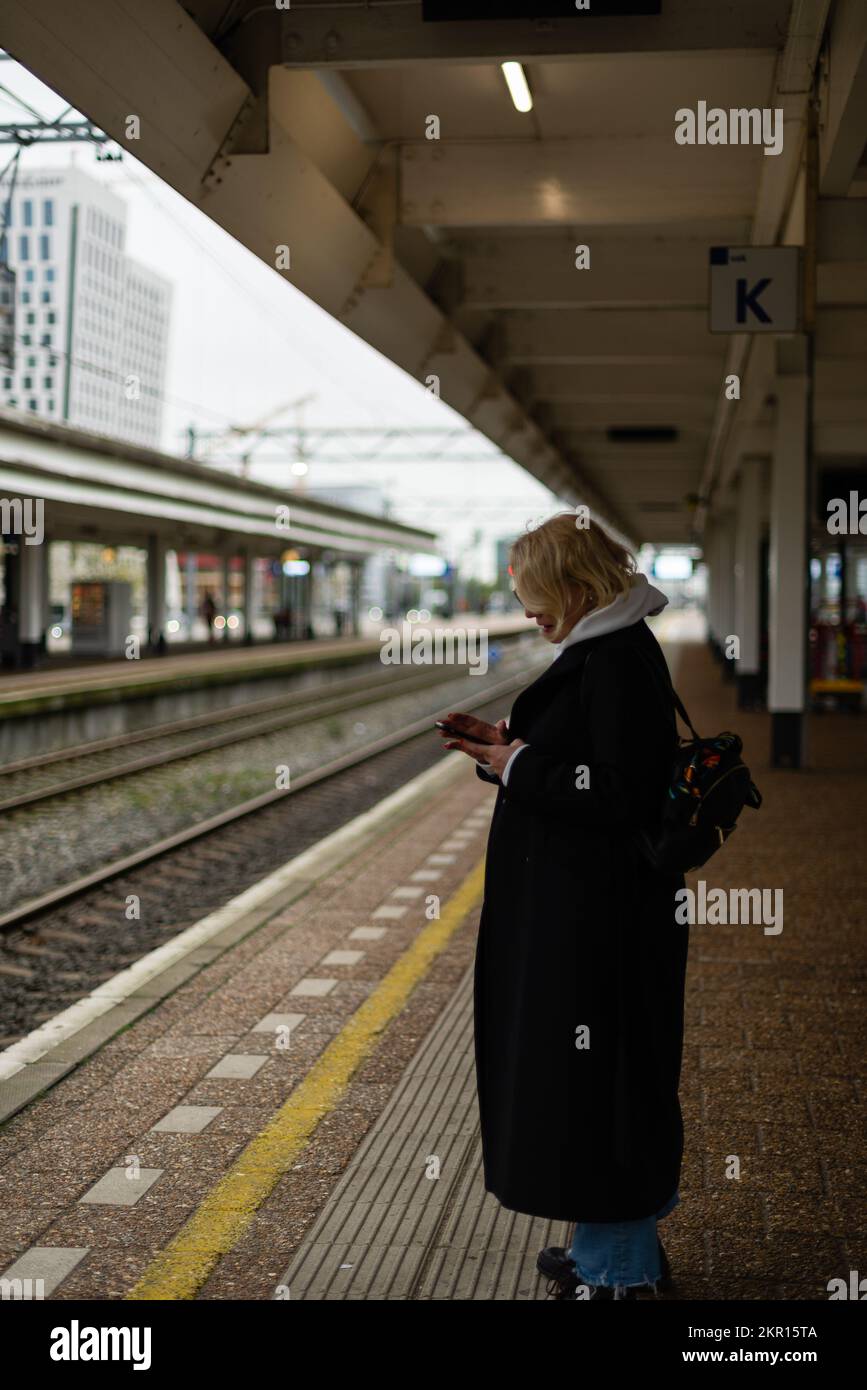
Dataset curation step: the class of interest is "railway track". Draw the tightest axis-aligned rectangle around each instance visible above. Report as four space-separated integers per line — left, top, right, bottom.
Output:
0 646 527 814
0 669 537 1044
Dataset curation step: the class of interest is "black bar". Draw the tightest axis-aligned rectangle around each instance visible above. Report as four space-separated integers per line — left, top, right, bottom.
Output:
423 1 661 19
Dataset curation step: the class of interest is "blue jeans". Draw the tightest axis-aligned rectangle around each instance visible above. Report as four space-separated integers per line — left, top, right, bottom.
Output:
569 1190 679 1295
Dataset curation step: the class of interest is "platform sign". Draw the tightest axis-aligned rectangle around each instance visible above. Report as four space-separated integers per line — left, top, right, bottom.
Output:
0 263 15 371
709 246 801 334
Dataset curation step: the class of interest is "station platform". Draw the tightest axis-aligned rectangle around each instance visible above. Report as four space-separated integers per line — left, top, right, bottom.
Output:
0 616 528 719
0 640 863 1301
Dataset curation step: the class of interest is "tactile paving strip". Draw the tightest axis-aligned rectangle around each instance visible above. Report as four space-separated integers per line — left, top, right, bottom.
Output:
278 966 569 1300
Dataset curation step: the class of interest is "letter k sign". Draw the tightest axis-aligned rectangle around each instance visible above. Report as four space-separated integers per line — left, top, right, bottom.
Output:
736 276 772 325
709 246 799 333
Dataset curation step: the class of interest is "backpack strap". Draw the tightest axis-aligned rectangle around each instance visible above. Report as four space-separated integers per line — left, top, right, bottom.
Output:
579 634 702 740
630 634 703 741
670 686 701 741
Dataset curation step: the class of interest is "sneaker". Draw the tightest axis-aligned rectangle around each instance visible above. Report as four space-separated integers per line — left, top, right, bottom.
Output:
536 1238 673 1299
537 1245 578 1299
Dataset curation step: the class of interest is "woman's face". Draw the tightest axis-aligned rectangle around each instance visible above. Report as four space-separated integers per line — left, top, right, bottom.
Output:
514 587 588 643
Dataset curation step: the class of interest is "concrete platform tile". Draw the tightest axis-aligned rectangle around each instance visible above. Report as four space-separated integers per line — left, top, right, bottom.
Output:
79 1167 163 1207
290 978 337 998
151 1105 223 1134
206 1055 268 1080
0 1245 89 1297
252 1012 306 1036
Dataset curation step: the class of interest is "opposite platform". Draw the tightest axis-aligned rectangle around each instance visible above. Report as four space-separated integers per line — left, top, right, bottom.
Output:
0 616 528 718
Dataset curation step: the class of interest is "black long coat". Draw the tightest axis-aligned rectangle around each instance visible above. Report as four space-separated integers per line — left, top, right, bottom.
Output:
473 617 688 1222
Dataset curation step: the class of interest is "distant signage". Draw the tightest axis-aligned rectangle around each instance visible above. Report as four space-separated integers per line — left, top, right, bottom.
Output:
71 581 133 654
709 246 801 334
0 263 15 371
654 554 693 581
71 582 107 630
409 553 448 578
423 1 659 16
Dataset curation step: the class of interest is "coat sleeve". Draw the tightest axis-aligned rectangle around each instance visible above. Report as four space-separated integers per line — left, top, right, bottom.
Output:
501 644 665 828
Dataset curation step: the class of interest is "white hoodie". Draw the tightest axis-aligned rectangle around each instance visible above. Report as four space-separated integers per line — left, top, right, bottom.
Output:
550 571 668 662
499 573 669 784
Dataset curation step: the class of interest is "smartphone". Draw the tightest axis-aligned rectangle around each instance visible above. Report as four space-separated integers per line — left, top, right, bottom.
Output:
434 719 491 743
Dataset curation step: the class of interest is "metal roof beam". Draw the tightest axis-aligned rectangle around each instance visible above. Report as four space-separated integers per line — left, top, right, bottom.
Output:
522 361 723 401
274 0 792 68
819 0 867 195
457 227 867 312
400 139 756 229
458 237 709 311
490 309 726 365
0 0 632 539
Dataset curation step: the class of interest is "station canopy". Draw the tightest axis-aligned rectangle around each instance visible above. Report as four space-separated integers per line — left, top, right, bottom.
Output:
0 408 438 556
1 1 864 544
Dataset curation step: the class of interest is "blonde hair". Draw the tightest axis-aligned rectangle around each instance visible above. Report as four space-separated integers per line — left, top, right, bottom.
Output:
510 512 636 626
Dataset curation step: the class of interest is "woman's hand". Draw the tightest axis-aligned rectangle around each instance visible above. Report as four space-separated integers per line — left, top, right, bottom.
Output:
439 712 508 746
472 738 525 776
438 712 524 776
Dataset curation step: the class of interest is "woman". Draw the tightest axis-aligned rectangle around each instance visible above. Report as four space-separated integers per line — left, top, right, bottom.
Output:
440 512 688 1301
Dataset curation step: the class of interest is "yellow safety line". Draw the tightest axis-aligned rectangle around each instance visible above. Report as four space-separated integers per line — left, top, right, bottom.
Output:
127 857 486 1300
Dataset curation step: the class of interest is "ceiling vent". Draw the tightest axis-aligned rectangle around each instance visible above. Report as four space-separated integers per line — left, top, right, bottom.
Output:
606 427 679 444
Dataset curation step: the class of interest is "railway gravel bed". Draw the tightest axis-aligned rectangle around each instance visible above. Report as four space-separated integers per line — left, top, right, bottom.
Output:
0 643 536 917
0 683 529 1045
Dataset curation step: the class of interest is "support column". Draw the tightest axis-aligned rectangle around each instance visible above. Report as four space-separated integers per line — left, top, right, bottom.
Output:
768 342 810 767
704 519 722 661
222 554 231 642
19 536 47 668
734 459 764 708
350 560 362 637
146 534 167 654
717 512 736 681
184 551 198 638
41 538 51 640
300 562 314 640
243 550 256 645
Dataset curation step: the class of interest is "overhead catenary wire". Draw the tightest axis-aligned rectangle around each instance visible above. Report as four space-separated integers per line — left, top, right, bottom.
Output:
109 155 485 442
0 72 552 527
1 76 439 444
0 72 521 482
4 329 246 427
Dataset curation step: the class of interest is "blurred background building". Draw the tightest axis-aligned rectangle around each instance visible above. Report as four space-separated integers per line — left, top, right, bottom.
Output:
0 164 171 446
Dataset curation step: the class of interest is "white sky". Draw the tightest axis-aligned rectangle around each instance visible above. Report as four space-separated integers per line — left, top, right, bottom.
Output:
0 56 561 579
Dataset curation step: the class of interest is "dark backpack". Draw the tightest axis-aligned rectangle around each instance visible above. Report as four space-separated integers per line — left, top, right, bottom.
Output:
640 679 762 875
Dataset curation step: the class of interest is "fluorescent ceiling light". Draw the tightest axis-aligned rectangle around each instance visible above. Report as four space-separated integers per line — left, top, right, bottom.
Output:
501 61 532 114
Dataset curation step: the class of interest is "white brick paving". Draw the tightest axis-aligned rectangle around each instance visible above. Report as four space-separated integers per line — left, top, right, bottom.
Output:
0 1246 89 1296
206 1054 267 1080
252 1012 306 1035
80 1168 163 1207
151 1105 222 1134
290 977 337 997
